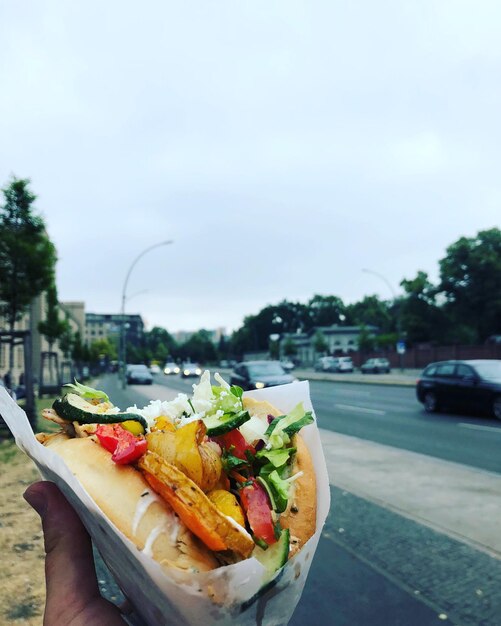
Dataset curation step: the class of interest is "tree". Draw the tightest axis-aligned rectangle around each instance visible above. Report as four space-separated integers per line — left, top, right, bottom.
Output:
313 330 328 354
0 177 57 371
357 325 376 353
38 281 67 381
282 337 297 358
308 294 346 327
345 295 393 333
399 271 446 345
438 228 501 342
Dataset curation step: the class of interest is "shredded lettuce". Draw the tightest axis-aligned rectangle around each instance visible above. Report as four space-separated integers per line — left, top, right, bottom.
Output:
256 447 296 468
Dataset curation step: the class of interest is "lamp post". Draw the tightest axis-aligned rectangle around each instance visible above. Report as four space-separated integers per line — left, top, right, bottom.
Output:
362 268 404 371
120 240 173 388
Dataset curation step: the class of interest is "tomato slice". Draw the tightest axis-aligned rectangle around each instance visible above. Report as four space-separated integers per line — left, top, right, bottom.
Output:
95 424 147 465
240 479 277 545
217 429 255 460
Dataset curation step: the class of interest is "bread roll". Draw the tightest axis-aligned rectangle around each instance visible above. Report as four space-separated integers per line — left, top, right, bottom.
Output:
43 433 218 572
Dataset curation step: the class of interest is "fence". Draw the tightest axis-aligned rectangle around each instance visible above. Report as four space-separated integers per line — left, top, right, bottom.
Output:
355 343 501 369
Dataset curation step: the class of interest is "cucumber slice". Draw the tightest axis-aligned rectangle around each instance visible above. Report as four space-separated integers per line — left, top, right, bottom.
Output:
203 409 250 436
53 393 148 430
252 529 290 579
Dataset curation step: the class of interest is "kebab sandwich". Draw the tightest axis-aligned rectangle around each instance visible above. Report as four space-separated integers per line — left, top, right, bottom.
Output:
36 373 317 580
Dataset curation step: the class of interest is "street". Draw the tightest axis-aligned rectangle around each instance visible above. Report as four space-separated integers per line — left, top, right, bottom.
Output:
94 373 501 625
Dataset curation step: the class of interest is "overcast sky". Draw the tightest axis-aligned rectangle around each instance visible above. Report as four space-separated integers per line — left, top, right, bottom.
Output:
1 1 500 334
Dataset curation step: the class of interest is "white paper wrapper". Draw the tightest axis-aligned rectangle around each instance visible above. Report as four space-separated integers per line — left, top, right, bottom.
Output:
0 380 330 626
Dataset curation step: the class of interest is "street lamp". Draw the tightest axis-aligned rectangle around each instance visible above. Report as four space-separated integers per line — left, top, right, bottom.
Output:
120 240 173 388
362 268 404 371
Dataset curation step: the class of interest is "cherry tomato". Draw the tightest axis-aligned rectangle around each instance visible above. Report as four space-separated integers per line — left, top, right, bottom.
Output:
95 424 147 465
216 429 255 460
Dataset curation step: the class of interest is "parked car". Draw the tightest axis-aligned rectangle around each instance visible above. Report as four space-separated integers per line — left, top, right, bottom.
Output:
335 356 354 373
180 363 202 378
361 358 391 374
149 364 161 375
314 356 354 373
230 360 296 391
163 362 180 375
126 364 153 385
416 359 501 419
314 356 337 372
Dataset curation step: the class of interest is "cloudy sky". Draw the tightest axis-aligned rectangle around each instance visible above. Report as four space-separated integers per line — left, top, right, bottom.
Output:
1 1 500 334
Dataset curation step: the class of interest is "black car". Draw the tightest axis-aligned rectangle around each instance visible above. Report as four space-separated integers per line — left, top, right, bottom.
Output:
230 360 296 391
416 359 501 419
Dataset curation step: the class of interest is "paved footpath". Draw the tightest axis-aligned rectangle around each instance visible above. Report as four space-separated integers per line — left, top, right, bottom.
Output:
96 376 501 625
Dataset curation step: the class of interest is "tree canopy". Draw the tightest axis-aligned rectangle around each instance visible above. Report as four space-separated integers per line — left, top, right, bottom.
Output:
0 177 57 369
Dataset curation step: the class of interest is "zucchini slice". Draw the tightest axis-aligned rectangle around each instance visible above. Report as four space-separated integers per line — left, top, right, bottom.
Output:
202 409 250 436
52 393 148 430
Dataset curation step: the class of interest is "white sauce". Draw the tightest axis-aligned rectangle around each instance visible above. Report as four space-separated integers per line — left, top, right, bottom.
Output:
132 491 160 536
143 522 169 558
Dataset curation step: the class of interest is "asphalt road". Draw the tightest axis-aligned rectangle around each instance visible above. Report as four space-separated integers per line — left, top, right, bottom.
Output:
151 373 501 475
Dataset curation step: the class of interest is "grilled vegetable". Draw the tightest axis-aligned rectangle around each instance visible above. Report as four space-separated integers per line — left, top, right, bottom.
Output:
53 393 147 430
139 451 254 557
146 420 222 492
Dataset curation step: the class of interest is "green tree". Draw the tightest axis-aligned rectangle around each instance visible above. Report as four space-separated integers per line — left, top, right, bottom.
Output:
143 326 177 363
308 294 346 327
358 325 376 353
0 177 57 370
345 295 393 333
58 316 74 359
38 281 67 359
438 228 501 342
313 330 328 354
400 271 446 344
282 337 297 358
38 282 68 385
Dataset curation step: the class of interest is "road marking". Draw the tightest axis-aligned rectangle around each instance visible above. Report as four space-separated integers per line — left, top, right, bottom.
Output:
335 403 385 415
458 423 501 434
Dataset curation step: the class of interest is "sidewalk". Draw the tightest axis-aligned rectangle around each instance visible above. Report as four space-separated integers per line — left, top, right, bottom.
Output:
295 367 422 387
321 428 501 558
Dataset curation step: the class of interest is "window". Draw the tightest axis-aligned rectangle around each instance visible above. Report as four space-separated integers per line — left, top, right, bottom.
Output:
436 363 455 377
456 364 474 378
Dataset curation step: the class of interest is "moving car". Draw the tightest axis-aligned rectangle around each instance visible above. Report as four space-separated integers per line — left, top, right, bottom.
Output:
180 363 202 378
163 362 180 375
230 360 296 391
149 364 161 375
279 359 295 372
416 359 501 419
126 364 153 385
360 358 391 374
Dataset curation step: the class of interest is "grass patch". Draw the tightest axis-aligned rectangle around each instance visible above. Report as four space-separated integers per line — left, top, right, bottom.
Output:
5 597 41 620
0 440 18 463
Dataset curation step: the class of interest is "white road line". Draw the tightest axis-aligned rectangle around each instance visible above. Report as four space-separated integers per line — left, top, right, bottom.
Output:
458 423 501 434
335 403 386 415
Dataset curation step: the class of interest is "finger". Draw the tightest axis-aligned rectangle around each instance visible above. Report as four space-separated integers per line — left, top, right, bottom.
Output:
24 481 102 617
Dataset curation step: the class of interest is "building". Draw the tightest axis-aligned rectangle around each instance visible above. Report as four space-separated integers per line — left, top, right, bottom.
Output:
85 313 144 348
280 324 379 365
0 296 84 388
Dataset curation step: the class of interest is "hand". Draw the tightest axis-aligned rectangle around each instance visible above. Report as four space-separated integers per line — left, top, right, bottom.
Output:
24 481 126 626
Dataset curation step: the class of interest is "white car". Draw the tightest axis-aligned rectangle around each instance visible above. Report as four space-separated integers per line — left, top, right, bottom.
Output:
163 362 180 375
149 364 161 375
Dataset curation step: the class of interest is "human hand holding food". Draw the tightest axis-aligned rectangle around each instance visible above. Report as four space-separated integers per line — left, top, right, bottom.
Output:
24 481 127 626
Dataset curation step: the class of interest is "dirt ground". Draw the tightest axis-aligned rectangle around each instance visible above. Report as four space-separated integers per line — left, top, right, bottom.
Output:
0 438 46 625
